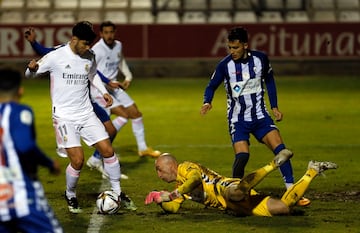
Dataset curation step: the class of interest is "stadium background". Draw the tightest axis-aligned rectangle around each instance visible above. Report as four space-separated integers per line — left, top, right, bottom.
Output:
0 0 359 77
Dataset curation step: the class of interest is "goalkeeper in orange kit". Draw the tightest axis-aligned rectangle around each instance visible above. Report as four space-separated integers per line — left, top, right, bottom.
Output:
145 153 337 216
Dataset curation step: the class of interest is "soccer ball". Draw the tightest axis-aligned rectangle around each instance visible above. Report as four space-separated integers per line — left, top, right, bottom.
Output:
96 190 121 214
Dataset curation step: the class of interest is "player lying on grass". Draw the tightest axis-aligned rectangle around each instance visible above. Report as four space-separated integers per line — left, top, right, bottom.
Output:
145 153 337 216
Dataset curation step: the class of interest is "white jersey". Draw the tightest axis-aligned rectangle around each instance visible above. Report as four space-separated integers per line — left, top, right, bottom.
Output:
92 38 132 82
25 43 108 120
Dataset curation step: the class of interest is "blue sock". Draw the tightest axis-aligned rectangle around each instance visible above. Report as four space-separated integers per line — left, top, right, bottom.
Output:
273 144 294 184
232 152 249 178
273 144 285 154
92 150 102 159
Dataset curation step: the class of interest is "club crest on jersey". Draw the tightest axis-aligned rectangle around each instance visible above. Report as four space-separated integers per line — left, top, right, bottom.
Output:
233 84 241 93
0 183 14 202
117 53 121 58
85 64 90 73
20 110 32 125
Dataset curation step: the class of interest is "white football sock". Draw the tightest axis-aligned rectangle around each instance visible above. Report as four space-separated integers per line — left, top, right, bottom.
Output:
66 164 80 198
88 154 102 163
285 182 294 189
103 154 121 195
132 117 147 151
112 116 128 132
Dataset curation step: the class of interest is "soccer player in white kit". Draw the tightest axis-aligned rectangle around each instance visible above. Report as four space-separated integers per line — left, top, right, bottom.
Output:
25 21 136 213
23 26 129 181
89 21 161 164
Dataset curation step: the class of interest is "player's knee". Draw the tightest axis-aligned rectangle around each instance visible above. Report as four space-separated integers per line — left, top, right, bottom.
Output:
267 198 290 215
95 141 114 157
224 185 246 202
70 158 84 170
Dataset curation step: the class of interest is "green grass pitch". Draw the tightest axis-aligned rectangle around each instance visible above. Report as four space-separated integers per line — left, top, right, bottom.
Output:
22 76 360 233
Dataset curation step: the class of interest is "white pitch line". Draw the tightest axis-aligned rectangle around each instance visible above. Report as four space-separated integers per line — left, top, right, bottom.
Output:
87 179 110 233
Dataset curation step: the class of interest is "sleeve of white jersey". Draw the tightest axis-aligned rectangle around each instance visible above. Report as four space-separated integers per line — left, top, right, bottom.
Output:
92 73 109 95
25 53 51 78
119 56 133 81
89 60 108 95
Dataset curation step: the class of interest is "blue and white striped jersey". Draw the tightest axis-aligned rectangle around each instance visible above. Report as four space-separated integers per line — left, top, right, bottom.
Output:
203 50 278 123
0 102 54 221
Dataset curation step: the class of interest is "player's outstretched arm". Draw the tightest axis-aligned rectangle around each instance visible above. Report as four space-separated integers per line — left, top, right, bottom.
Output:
24 27 36 43
145 191 182 213
24 27 56 56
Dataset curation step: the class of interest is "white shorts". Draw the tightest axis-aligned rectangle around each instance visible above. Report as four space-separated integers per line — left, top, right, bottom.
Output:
53 112 109 150
91 87 134 115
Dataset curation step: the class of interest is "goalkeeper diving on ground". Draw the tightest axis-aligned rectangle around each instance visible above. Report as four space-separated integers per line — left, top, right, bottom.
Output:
145 152 337 217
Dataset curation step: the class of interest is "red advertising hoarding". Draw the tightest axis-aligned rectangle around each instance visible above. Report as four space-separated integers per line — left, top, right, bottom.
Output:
0 23 359 60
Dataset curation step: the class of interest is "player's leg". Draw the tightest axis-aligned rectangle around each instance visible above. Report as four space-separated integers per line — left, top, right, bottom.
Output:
257 115 310 206
93 139 137 210
262 129 311 206
231 121 251 178
82 114 137 210
88 124 130 180
53 118 84 213
263 131 295 188
111 105 129 131
64 146 84 213
265 197 290 216
93 139 120 190
88 102 129 179
91 87 129 133
232 141 250 178
87 102 114 174
126 104 160 157
280 160 337 207
237 151 293 195
111 90 161 157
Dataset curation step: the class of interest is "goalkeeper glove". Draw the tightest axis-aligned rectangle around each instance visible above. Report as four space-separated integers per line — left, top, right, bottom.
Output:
145 189 182 205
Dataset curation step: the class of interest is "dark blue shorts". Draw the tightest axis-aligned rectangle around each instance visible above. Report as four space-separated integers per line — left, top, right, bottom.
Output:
230 116 278 144
0 212 63 233
92 101 110 123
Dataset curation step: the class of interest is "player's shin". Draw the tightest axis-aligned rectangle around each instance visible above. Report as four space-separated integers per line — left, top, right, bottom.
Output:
280 169 317 207
238 161 276 192
66 164 80 197
232 152 249 178
132 117 147 150
103 154 121 195
112 116 128 132
279 160 294 188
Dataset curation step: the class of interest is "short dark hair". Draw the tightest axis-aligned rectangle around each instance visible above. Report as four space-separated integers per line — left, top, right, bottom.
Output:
100 21 116 32
0 68 22 93
72 21 97 44
228 27 248 43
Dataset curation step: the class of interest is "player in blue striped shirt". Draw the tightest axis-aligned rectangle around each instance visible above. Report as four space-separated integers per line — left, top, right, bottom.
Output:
0 68 63 232
200 27 309 206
